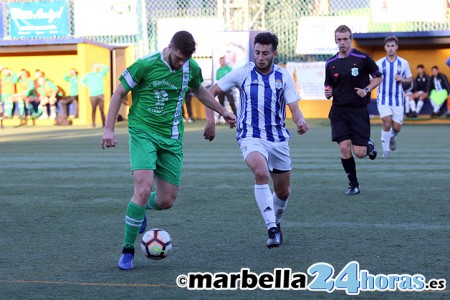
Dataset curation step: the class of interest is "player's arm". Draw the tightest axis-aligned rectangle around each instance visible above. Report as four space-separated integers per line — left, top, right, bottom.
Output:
102 83 128 149
191 84 236 126
288 101 308 135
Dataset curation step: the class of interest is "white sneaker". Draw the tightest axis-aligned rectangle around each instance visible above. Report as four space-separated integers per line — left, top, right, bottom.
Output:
50 113 57 120
382 151 390 159
39 114 48 120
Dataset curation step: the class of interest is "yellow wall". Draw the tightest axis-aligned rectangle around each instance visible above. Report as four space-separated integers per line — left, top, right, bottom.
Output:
1 41 111 126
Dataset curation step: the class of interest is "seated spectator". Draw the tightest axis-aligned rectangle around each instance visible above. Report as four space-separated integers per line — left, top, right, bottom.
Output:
429 66 450 117
37 76 59 119
59 68 79 119
405 64 431 118
11 69 35 125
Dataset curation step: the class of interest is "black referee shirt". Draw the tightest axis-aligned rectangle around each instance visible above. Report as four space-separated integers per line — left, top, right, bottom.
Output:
414 74 431 93
325 48 381 106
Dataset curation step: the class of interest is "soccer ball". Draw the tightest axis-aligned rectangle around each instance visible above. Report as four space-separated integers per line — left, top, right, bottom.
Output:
141 228 173 260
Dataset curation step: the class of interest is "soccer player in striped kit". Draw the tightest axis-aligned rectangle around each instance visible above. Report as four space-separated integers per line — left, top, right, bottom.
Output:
375 36 413 159
207 32 309 248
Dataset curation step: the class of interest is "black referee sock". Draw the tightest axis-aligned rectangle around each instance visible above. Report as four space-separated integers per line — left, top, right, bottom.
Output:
341 157 358 184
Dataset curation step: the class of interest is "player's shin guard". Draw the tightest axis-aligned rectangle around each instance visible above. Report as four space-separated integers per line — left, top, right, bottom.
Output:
123 201 146 248
273 192 288 224
255 184 276 229
146 191 160 210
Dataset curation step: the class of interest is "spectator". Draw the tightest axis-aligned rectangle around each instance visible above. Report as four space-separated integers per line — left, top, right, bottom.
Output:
216 56 237 118
12 69 35 125
429 66 450 117
375 35 412 159
182 87 195 123
0 65 3 128
1 68 19 119
37 76 59 119
405 64 431 117
81 62 109 127
59 68 79 119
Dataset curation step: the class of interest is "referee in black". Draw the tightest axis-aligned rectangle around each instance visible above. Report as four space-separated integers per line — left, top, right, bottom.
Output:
324 25 383 195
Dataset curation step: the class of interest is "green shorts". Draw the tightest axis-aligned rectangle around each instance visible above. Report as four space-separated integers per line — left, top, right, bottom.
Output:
129 126 183 186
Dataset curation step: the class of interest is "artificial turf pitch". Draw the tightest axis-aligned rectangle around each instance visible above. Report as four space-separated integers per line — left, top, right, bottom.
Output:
0 121 448 299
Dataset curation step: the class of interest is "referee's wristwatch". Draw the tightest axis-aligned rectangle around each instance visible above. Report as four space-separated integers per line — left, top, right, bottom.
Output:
364 87 370 94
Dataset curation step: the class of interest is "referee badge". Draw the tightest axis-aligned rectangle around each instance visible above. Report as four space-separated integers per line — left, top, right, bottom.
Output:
351 68 359 76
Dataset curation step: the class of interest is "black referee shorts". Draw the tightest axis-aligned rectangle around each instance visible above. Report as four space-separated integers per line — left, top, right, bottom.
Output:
329 104 370 146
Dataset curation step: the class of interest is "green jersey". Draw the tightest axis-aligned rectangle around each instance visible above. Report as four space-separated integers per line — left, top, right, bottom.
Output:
120 51 203 140
64 74 79 96
216 65 232 80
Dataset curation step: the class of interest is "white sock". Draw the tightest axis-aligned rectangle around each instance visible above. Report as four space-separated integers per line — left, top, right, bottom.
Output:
381 130 392 153
254 184 276 229
404 96 411 113
416 101 424 113
409 100 416 112
273 192 288 224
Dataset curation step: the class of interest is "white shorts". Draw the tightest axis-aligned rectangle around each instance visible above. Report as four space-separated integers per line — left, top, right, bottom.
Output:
377 105 404 124
238 138 292 172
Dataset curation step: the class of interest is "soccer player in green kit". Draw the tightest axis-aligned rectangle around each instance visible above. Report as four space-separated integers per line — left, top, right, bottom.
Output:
102 31 236 270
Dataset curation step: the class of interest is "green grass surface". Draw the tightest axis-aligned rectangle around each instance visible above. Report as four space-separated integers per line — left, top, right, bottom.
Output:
0 121 449 299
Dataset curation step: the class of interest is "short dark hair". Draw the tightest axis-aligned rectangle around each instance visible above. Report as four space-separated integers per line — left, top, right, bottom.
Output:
170 31 196 56
417 64 425 69
335 25 352 40
254 32 279 51
432 65 439 70
384 36 399 46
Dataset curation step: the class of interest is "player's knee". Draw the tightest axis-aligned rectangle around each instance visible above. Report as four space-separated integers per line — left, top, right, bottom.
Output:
254 170 270 184
275 188 290 200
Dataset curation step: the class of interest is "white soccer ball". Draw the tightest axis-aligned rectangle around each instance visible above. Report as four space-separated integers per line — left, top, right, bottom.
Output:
141 228 173 260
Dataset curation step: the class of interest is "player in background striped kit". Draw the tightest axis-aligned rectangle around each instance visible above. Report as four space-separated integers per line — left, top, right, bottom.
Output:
375 36 412 159
206 32 309 248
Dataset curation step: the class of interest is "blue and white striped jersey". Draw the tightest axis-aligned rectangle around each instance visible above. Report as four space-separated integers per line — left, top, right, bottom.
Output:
376 56 412 107
217 62 300 143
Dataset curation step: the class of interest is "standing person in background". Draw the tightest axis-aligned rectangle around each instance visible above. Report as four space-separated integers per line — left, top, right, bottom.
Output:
207 32 309 248
101 31 236 271
324 25 382 195
60 68 79 119
215 56 237 118
1 67 18 119
375 36 412 159
429 65 450 118
81 62 108 127
0 65 4 128
182 87 195 123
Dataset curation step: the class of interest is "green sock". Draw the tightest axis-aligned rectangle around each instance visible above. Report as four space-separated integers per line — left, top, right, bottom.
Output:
146 191 161 210
123 201 146 248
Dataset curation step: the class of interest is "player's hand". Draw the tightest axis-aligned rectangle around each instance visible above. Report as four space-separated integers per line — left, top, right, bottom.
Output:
354 87 368 98
222 111 237 128
297 120 308 135
395 75 403 82
203 120 216 142
324 86 333 99
102 128 118 149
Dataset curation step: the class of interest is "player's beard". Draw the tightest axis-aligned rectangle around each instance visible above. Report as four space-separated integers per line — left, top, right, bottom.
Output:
255 59 273 74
